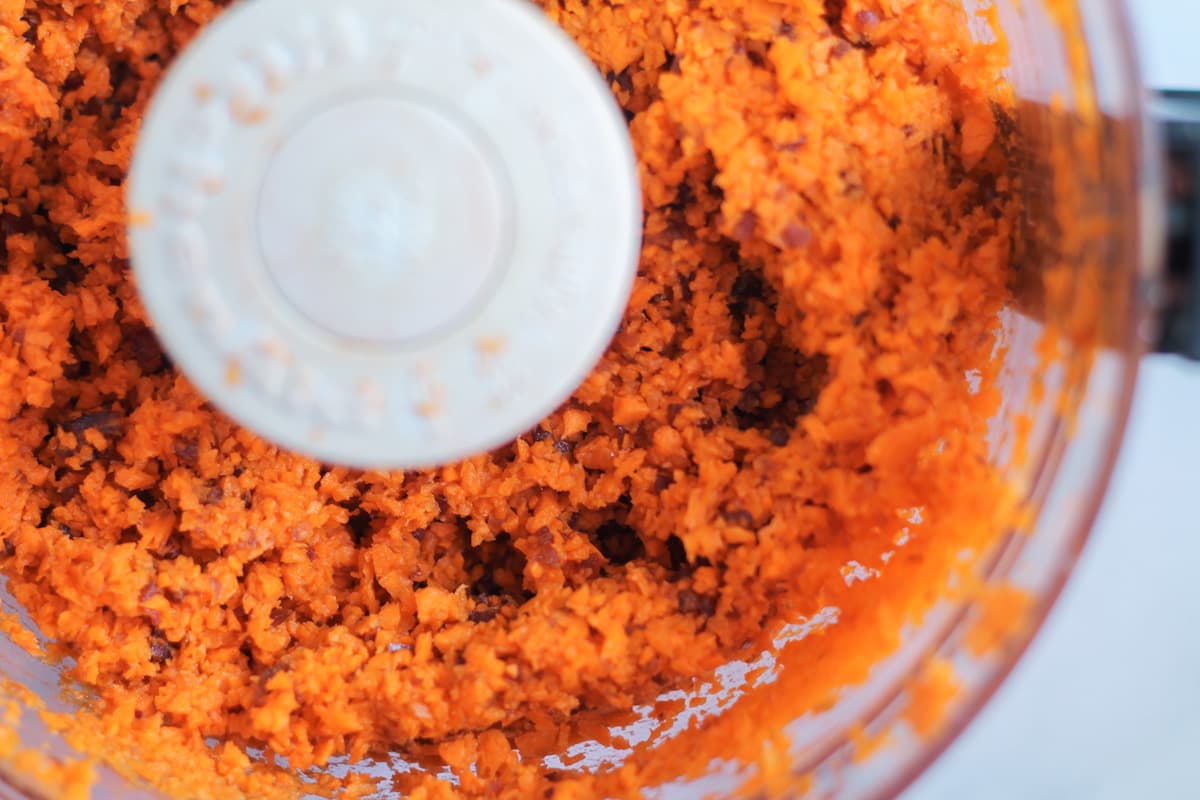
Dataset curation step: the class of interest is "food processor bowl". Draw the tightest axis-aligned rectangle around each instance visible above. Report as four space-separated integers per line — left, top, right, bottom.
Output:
0 0 1163 797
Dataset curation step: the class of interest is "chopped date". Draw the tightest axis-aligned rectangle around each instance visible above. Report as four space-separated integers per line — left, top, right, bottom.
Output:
63 410 123 438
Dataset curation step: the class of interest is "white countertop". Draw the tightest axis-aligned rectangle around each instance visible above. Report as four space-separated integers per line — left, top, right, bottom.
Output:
906 5 1200 796
1130 4 1200 92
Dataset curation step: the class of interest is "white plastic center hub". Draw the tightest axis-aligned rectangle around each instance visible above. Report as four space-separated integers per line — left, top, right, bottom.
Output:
257 95 509 344
127 0 642 469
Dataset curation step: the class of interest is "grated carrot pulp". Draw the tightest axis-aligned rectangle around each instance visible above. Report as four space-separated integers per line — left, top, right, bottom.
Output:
0 0 1024 797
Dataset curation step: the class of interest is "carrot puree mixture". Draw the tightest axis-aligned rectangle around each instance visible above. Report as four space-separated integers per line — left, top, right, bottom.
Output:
0 0 1020 796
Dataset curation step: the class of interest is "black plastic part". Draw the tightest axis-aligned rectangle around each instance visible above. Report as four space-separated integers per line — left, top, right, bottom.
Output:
1155 91 1200 359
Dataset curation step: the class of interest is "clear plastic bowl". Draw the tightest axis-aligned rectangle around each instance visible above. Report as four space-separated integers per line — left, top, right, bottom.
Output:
0 0 1162 797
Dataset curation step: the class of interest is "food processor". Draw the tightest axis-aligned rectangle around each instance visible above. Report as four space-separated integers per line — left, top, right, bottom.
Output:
0 0 1195 797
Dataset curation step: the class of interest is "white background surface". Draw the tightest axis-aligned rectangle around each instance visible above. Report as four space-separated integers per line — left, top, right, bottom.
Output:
906 4 1200 798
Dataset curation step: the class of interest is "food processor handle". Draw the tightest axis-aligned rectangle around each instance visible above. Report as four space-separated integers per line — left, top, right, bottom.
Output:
1154 91 1200 360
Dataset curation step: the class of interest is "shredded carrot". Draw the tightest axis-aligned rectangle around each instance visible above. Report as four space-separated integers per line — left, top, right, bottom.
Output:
0 0 1028 797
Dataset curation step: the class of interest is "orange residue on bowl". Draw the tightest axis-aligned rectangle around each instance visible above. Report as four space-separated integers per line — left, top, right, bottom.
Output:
966 582 1036 657
0 693 96 800
0 611 42 659
904 657 961 739
0 0 1030 797
126 210 154 229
